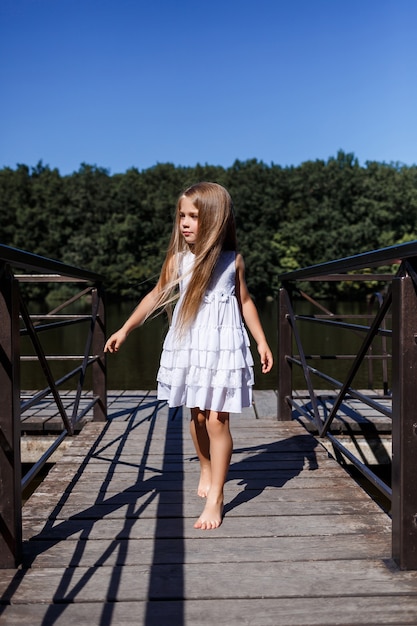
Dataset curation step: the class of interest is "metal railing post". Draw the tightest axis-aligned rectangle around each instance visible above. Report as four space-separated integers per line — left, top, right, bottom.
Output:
92 284 107 421
391 274 417 569
0 263 22 567
277 286 293 421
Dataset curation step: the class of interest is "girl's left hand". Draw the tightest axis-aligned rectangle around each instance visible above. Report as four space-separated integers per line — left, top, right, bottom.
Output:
257 342 273 373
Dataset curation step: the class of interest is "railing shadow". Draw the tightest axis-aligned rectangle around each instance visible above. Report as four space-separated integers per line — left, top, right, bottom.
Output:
224 435 319 516
0 396 185 626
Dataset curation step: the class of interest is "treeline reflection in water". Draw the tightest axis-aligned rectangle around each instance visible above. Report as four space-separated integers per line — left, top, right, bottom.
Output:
20 299 391 393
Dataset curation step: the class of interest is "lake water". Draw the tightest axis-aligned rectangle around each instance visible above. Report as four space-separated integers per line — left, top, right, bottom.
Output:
20 298 391 392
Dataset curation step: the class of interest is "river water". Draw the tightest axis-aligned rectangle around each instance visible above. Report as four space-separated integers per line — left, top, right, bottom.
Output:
20 298 391 392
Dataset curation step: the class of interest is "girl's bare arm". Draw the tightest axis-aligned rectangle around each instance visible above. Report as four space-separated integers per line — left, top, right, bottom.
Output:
104 285 161 353
104 257 175 353
235 253 273 373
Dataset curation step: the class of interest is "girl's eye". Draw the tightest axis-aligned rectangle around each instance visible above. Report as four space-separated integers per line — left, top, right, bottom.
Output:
179 212 198 219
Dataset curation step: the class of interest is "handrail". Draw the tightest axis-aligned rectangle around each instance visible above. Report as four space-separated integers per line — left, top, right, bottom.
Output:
0 245 106 568
0 244 104 281
277 239 417 570
279 239 417 280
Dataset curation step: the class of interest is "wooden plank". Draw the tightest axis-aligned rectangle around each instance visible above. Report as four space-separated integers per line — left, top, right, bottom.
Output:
23 497 383 522
66 449 337 465
2 560 417 604
22 533 391 568
24 485 372 512
25 475 372 495
21 513 390 542
2 596 417 626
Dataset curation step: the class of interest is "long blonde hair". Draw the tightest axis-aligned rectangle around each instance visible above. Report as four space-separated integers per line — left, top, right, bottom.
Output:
149 182 237 331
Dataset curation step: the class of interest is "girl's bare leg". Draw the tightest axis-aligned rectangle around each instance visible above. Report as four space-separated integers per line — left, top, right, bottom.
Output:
190 408 211 497
194 411 232 530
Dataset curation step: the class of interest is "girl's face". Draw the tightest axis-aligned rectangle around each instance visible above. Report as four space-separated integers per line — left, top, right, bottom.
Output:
179 196 199 245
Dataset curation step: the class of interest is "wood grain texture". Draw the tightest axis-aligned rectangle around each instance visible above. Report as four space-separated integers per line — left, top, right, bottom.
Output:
2 390 415 626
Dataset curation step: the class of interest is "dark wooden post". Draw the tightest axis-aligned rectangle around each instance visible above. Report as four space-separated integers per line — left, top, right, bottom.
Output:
92 284 107 421
391 274 417 569
0 263 22 567
277 286 293 421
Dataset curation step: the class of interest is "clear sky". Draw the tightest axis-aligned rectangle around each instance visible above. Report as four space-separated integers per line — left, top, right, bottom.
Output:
1 0 416 175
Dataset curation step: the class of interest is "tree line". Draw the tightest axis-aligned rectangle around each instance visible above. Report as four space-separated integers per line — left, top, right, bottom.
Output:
1 151 417 301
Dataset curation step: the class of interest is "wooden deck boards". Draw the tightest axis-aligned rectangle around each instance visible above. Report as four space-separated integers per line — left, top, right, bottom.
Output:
2 390 417 625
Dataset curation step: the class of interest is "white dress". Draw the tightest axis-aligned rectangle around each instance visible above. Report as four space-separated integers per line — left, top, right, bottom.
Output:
157 250 254 413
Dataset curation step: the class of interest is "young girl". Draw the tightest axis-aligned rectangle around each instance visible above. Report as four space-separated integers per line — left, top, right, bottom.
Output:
104 182 273 530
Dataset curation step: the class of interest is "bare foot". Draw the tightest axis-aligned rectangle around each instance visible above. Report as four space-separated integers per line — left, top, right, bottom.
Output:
194 497 224 530
197 466 211 498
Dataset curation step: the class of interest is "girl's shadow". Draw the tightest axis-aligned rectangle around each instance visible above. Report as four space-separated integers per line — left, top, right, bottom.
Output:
224 434 319 515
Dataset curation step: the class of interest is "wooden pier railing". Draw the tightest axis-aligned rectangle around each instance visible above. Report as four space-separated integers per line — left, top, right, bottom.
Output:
3 241 417 572
0 245 106 568
278 240 417 570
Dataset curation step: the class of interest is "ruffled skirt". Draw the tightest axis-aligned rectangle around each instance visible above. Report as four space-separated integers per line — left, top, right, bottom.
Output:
157 295 254 413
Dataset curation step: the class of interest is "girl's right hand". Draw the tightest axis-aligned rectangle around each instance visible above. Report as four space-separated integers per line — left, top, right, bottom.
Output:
104 329 128 353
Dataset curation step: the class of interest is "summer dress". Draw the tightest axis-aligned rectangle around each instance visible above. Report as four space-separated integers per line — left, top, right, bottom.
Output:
157 250 254 413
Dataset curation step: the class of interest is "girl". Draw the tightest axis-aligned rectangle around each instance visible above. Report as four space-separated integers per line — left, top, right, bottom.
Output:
104 182 273 530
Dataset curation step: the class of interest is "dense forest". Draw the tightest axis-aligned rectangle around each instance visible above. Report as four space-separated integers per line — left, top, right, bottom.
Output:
1 150 417 302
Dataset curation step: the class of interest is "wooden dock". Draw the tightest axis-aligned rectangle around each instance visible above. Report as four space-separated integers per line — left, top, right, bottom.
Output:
2 390 417 625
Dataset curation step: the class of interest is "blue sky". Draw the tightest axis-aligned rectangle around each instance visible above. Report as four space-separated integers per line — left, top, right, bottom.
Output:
1 0 416 175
